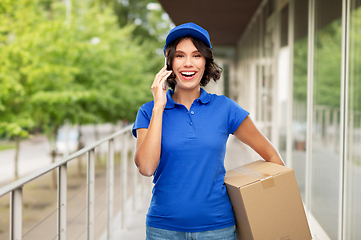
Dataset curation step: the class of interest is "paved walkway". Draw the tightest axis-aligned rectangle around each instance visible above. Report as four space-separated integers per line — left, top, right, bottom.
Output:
0 124 124 185
104 188 151 240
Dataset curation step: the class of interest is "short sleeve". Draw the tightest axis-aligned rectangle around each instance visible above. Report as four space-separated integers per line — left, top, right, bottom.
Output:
227 98 250 134
132 102 154 138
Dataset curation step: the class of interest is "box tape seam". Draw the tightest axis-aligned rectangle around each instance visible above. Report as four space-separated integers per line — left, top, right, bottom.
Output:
232 167 275 189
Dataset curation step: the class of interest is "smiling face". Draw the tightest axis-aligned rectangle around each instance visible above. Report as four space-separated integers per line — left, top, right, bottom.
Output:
172 38 206 91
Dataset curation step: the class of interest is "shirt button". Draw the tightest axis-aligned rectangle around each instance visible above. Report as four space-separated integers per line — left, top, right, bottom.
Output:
190 111 194 115
190 122 193 125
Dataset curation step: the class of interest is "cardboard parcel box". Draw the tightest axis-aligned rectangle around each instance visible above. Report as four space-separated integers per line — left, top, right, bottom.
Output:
224 160 312 240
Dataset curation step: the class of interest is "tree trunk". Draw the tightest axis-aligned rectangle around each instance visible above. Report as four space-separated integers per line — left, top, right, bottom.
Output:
77 125 84 177
14 136 20 181
50 126 59 189
94 123 100 141
94 124 101 163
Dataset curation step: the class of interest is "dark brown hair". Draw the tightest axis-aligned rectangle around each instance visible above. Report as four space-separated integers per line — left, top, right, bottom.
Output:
165 36 222 90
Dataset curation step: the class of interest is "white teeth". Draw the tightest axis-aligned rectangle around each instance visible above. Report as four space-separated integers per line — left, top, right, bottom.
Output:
181 72 195 76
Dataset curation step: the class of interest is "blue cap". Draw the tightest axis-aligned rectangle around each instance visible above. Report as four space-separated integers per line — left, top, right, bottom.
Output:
164 22 212 54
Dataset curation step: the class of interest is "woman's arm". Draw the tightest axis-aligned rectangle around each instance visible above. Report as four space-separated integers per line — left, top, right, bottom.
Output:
233 116 285 166
134 106 163 176
134 66 172 176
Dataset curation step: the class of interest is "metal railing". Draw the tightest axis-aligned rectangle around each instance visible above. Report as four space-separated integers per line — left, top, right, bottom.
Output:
0 124 148 240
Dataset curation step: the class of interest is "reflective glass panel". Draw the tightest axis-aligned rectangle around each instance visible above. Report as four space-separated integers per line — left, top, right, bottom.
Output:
292 0 309 201
345 0 361 239
312 0 342 239
277 4 289 159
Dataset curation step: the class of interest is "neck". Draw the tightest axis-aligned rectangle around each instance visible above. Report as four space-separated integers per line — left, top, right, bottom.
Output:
172 87 201 110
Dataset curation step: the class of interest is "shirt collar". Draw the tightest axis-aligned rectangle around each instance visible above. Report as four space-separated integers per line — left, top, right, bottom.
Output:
164 88 211 109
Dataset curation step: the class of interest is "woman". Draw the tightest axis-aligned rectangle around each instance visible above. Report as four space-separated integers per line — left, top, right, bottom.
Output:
132 22 284 240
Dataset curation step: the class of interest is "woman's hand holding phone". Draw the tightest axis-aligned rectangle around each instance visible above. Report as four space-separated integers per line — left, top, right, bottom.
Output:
151 65 172 109
135 64 171 177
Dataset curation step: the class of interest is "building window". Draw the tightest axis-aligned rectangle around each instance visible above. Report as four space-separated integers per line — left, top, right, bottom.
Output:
292 0 309 203
345 1 361 239
311 0 342 239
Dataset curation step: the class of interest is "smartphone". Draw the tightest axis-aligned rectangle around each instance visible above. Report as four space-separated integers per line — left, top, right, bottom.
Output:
163 57 168 90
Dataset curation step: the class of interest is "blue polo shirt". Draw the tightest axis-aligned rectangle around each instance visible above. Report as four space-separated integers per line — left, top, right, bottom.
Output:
132 88 249 232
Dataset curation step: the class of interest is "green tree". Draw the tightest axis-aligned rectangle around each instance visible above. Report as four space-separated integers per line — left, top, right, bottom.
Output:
293 37 308 104
293 19 342 109
0 0 42 179
349 7 361 116
313 19 342 109
1 0 168 182
112 0 172 43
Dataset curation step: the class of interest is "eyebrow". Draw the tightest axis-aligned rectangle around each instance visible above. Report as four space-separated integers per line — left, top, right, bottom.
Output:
175 50 201 54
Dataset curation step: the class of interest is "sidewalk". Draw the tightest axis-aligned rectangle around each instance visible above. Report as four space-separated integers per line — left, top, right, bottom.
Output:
103 186 151 240
0 135 52 185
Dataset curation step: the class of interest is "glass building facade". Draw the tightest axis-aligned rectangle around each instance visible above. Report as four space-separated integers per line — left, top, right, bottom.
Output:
229 0 361 239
